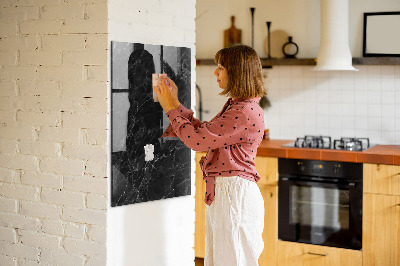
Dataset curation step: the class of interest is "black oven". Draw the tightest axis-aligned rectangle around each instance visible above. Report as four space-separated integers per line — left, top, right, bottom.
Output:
278 158 363 250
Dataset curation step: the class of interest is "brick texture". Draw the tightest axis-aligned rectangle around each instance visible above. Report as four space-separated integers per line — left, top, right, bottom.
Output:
0 1 108 264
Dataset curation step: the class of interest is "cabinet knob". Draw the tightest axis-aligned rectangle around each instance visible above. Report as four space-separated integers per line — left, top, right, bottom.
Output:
307 252 328 257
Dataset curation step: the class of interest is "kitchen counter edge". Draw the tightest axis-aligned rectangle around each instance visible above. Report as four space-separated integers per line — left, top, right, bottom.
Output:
196 139 400 165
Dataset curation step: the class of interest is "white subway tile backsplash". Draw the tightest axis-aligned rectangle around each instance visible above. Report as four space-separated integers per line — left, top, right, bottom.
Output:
304 102 316 115
382 105 395 118
280 114 292 127
367 91 381 105
367 77 381 91
197 65 400 144
395 66 400 78
382 90 395 104
316 115 330 128
355 104 368 117
329 103 341 116
316 89 329 103
315 76 329 89
329 116 342 129
342 117 355 129
329 89 342 103
316 103 329 115
382 117 396 131
355 116 368 130
278 67 292 78
303 67 316 78
396 131 400 144
368 130 382 143
328 74 341 89
355 89 368 104
381 66 395 77
279 77 291 89
367 104 382 118
382 131 396 144
291 77 304 90
341 89 355 104
396 87 400 102
368 117 382 131
291 67 303 78
395 119 400 131
341 71 355 81
382 78 395 91
342 128 355 137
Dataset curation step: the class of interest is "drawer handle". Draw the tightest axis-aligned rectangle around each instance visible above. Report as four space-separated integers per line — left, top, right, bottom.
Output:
307 252 328 256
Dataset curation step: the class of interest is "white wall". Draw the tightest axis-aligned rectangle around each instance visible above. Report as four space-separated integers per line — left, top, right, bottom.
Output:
196 0 400 145
107 1 196 266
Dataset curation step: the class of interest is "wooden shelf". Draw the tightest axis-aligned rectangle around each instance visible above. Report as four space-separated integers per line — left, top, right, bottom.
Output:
352 57 400 65
196 57 400 67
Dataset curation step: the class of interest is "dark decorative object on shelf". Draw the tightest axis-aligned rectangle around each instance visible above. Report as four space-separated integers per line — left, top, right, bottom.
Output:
282 36 299 58
259 95 271 110
250 7 255 48
265 21 272 58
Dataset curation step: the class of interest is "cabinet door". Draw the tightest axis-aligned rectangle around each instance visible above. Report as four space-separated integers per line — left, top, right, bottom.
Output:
195 152 207 258
255 156 278 186
364 164 400 196
277 241 362 266
259 185 278 266
363 193 400 266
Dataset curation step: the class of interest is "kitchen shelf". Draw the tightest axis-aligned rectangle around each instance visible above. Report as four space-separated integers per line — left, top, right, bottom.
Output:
196 57 400 67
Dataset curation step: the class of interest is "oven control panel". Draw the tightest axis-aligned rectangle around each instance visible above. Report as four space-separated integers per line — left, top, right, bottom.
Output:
280 158 362 180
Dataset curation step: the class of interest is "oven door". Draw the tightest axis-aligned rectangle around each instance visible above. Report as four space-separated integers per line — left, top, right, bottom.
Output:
278 176 362 250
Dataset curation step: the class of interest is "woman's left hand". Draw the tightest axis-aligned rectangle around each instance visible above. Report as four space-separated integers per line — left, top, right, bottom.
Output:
153 76 175 113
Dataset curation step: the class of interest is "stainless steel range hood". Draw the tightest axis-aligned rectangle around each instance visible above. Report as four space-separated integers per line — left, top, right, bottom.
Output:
314 0 358 71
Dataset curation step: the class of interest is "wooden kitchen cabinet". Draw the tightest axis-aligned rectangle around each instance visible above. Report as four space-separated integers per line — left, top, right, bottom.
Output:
255 156 278 186
276 241 362 266
258 184 278 266
195 152 207 258
363 193 400 266
363 163 400 266
364 163 400 196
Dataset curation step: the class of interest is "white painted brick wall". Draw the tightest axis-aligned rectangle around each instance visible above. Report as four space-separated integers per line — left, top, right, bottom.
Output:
64 222 85 239
0 0 108 264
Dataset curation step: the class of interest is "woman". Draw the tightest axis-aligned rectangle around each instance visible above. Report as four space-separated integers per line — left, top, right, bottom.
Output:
154 44 266 266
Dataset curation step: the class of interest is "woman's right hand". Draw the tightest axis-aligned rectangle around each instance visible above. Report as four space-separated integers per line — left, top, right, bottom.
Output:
160 76 180 108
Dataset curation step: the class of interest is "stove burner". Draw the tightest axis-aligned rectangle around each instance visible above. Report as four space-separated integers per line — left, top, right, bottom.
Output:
333 137 370 151
286 136 372 151
295 135 332 149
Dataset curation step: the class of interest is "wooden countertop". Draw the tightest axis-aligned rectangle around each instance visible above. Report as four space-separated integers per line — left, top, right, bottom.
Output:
256 139 400 165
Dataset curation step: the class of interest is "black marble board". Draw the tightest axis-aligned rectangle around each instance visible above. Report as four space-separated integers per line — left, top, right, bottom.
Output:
111 41 192 207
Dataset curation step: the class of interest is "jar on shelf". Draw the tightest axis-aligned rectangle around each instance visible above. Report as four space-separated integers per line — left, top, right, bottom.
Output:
282 36 299 58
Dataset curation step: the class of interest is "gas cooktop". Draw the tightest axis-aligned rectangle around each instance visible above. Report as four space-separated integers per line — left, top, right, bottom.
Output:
282 135 375 151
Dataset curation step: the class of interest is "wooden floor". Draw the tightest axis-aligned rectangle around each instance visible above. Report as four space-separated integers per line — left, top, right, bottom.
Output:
195 257 204 266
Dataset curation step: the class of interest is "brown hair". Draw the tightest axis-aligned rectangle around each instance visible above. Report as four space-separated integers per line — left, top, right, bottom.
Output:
214 44 266 99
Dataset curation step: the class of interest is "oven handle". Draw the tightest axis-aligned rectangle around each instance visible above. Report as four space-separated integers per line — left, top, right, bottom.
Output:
280 177 357 189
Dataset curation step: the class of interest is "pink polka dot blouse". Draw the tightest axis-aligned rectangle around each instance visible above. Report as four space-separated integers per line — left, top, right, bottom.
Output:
161 97 265 205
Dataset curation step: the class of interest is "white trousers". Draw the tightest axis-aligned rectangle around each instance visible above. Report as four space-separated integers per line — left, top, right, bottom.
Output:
205 176 265 266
